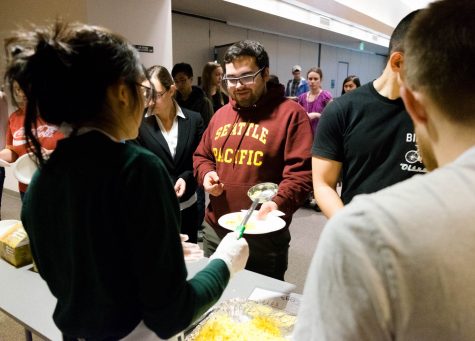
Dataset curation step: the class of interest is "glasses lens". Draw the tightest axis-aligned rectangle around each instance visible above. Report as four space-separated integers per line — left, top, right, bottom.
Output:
226 79 238 87
224 68 263 87
240 75 255 85
156 90 167 99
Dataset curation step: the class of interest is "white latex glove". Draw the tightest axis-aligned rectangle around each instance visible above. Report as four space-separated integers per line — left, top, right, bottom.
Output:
209 232 249 277
180 234 204 262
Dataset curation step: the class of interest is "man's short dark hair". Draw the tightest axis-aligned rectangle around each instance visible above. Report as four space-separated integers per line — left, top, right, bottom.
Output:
223 40 269 70
171 62 193 78
404 0 475 123
388 10 420 55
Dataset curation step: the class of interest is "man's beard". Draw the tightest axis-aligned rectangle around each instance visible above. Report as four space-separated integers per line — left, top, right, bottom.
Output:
232 91 257 108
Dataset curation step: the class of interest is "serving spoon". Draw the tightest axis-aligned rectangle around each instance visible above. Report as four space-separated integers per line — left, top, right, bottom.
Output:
236 182 278 239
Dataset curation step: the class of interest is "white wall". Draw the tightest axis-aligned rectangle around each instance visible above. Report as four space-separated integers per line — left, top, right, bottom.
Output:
320 45 385 97
0 0 173 193
86 0 173 69
172 13 212 80
172 12 386 95
0 0 173 81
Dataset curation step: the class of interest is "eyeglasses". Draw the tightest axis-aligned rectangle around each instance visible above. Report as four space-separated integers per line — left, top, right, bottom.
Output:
223 67 265 87
136 83 156 103
136 83 168 103
155 89 167 99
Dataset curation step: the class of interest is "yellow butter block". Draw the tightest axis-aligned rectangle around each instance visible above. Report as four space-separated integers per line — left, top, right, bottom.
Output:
0 222 32 267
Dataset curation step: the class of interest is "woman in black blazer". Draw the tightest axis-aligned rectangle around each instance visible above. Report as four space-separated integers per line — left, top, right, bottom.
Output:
135 65 204 242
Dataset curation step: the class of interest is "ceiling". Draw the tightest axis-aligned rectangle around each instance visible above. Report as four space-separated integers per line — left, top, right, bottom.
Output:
332 0 435 27
171 0 421 56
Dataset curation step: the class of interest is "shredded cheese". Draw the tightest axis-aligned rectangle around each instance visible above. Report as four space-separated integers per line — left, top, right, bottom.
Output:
193 314 287 341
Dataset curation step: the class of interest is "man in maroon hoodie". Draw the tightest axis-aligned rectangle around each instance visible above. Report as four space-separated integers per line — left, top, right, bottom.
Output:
193 40 313 280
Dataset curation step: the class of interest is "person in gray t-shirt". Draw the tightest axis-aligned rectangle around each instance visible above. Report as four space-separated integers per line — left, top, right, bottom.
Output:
295 1 475 339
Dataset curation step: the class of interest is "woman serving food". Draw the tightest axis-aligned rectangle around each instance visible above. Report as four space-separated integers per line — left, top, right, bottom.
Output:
8 21 249 340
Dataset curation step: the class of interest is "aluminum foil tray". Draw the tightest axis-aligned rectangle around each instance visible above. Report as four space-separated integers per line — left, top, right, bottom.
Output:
186 298 296 340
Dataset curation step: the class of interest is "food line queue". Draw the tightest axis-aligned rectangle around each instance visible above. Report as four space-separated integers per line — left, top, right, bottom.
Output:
1 0 475 339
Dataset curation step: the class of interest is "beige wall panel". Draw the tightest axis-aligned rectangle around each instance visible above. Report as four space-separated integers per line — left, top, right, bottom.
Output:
87 0 172 69
247 30 279 75
298 40 320 78
172 13 211 85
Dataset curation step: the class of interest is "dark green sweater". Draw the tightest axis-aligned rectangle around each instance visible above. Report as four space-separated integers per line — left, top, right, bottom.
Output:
22 131 229 340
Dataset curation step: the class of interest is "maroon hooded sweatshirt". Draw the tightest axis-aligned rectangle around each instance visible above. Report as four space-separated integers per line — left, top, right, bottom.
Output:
193 83 313 237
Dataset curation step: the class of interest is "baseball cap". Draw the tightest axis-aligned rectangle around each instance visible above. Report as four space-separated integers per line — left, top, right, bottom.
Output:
292 65 302 72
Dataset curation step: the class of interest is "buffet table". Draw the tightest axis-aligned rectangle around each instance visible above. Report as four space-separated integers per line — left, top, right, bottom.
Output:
0 258 296 341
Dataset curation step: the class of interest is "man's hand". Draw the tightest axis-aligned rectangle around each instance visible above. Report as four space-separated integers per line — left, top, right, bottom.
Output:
0 148 18 164
256 201 278 220
174 178 186 198
203 171 224 197
308 112 321 120
41 147 54 158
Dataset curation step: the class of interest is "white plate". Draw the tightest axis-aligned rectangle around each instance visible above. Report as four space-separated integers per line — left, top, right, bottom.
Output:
0 159 11 168
241 209 285 217
13 154 38 185
218 211 286 235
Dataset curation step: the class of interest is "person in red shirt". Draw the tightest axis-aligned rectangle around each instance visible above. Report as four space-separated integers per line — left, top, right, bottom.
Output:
0 80 64 199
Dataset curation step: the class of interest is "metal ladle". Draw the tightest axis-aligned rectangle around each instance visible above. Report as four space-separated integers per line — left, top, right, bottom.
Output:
247 182 279 203
236 183 278 239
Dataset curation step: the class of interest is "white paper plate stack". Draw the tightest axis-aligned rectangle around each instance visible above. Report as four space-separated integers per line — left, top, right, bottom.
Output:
0 154 39 185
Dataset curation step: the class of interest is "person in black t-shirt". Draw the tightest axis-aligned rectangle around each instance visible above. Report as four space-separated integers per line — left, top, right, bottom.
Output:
312 10 426 219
